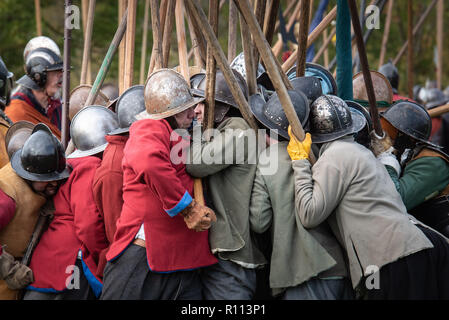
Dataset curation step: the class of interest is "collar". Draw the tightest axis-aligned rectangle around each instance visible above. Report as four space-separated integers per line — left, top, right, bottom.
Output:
318 135 355 157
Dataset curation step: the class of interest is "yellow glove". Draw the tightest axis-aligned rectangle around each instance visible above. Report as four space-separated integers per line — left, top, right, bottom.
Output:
287 126 312 161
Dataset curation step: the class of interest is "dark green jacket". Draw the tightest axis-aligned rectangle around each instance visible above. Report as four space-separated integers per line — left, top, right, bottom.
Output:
186 117 266 268
386 147 449 210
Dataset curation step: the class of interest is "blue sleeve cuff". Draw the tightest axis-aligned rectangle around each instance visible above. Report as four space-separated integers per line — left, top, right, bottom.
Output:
165 191 193 217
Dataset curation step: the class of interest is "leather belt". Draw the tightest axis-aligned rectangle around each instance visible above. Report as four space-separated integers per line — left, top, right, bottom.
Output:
133 238 146 248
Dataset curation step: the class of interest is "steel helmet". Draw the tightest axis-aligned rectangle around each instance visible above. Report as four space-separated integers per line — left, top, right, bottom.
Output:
309 95 366 144
287 62 337 95
352 70 393 106
5 120 34 160
378 61 399 94
109 85 145 135
290 76 323 105
423 88 449 109
0 57 14 108
250 89 310 139
68 106 119 159
23 36 61 62
140 69 204 120
190 69 249 109
11 123 70 182
381 101 433 145
16 48 63 90
69 84 110 120
230 52 265 82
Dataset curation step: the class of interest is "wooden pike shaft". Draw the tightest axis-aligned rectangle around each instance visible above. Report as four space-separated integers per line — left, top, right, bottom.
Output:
149 0 163 72
282 5 337 72
240 14 257 96
272 0 303 58
148 0 166 74
252 0 266 67
204 0 219 134
296 0 311 77
185 1 208 65
81 0 95 85
378 0 393 68
429 103 449 118
162 0 175 68
62 0 72 149
118 0 127 95
312 27 336 64
85 9 128 107
228 0 238 62
407 0 413 98
263 0 280 47
124 0 137 90
347 0 382 136
175 0 189 82
186 4 205 68
234 0 311 152
392 0 437 65
35 0 42 36
139 0 150 84
66 8 128 155
437 0 443 89
185 0 258 131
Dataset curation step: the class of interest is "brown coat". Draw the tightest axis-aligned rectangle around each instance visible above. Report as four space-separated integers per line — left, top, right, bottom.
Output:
0 163 46 299
0 117 9 169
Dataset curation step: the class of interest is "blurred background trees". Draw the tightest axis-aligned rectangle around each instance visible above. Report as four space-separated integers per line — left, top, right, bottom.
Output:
0 0 447 95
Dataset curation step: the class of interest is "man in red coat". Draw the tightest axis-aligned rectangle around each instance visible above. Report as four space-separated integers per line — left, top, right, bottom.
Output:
101 69 217 300
92 85 145 278
23 107 118 300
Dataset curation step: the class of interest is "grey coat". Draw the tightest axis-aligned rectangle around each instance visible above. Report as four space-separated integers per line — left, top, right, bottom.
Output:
186 117 266 268
293 136 433 289
250 141 348 296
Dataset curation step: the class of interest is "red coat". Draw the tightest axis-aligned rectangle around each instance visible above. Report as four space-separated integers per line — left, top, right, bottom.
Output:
27 156 108 297
92 134 128 277
0 189 15 230
106 119 217 272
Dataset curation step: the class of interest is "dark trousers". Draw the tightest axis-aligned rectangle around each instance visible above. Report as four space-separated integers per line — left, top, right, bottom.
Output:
100 244 202 300
364 225 449 300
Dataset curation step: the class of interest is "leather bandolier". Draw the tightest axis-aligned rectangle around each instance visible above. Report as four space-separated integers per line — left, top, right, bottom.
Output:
408 144 449 237
0 163 46 299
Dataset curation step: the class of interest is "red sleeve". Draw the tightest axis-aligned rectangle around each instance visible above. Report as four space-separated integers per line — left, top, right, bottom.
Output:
71 161 108 264
0 188 15 230
92 171 123 244
127 121 192 216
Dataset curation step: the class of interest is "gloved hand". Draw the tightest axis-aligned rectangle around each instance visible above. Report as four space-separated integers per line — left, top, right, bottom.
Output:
0 250 34 290
287 126 312 161
377 146 401 176
180 199 217 232
370 130 394 157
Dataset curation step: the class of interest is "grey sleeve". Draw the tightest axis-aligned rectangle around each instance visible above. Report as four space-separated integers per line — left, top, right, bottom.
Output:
292 159 345 229
249 166 273 234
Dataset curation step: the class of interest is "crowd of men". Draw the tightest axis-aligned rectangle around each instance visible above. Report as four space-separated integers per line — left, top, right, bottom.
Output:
0 35 449 301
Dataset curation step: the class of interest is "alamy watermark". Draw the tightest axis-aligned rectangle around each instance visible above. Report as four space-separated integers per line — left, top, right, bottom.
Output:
365 5 380 30
65 5 80 30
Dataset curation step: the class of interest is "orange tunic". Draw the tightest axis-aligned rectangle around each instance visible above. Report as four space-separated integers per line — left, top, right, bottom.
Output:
0 117 9 169
5 98 61 140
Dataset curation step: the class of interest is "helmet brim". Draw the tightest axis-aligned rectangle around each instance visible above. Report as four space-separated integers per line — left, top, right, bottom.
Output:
108 126 130 136
11 148 70 182
311 109 366 144
66 142 108 159
137 96 205 120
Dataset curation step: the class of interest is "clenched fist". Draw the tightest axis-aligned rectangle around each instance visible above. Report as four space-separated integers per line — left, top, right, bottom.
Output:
180 199 217 232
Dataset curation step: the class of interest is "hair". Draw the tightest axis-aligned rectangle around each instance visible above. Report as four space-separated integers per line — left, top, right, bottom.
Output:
165 116 178 130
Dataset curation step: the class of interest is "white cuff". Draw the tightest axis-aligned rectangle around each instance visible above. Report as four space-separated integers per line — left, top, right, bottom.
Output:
377 149 401 176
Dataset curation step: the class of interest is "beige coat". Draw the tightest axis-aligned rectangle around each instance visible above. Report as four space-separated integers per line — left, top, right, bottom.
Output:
292 136 433 289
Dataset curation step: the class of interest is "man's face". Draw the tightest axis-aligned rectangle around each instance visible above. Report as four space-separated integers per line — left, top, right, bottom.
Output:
174 106 195 129
45 70 63 97
194 103 205 124
31 180 61 198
